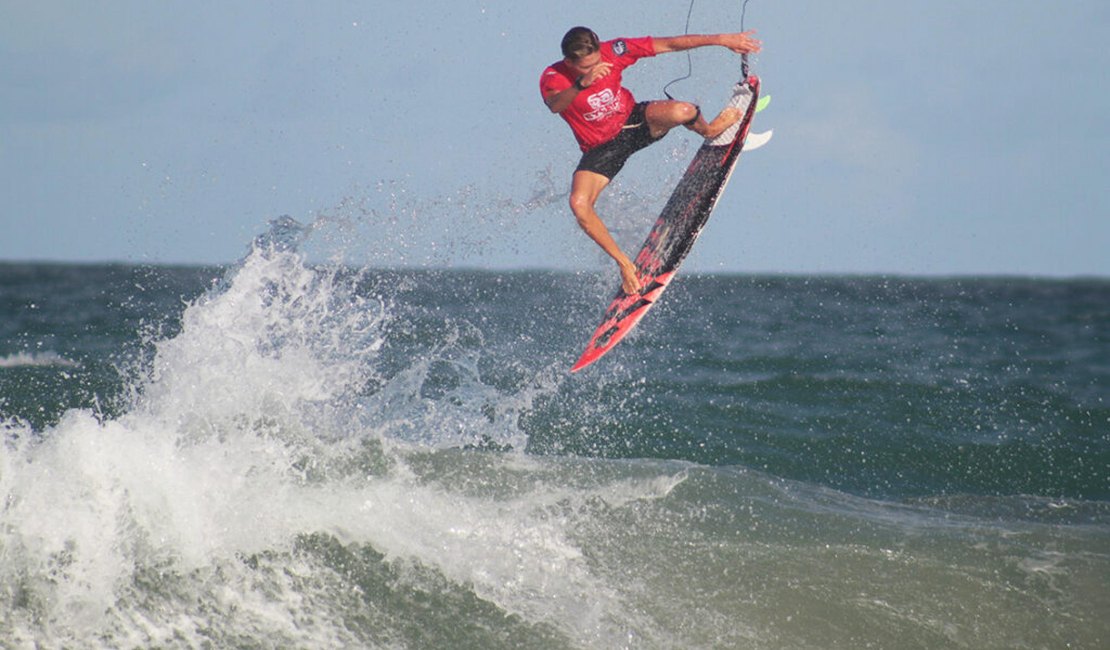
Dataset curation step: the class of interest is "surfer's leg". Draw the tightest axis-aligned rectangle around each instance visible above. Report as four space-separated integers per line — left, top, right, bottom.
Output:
569 170 641 295
701 107 743 139
644 100 700 139
646 100 741 140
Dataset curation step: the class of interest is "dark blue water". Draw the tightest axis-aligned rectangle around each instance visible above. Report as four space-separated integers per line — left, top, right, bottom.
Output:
1 231 1107 648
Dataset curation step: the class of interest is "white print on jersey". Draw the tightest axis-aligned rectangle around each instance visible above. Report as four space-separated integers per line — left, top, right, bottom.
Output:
583 88 621 122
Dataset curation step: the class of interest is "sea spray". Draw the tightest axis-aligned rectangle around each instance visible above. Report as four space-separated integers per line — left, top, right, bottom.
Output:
1 227 387 643
0 220 640 647
138 230 384 444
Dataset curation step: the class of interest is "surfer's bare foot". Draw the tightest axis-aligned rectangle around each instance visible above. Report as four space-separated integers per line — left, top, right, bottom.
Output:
703 107 742 139
619 261 642 294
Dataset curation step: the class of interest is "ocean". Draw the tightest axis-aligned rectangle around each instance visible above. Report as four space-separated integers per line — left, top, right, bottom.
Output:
1 219 1107 648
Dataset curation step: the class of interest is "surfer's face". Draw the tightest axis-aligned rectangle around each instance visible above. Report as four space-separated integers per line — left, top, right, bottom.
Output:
565 50 601 76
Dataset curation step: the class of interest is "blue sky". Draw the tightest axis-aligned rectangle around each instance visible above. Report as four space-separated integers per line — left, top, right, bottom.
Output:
2 1 1107 277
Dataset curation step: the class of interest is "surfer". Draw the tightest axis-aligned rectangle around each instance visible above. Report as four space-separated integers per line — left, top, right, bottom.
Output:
541 27 761 294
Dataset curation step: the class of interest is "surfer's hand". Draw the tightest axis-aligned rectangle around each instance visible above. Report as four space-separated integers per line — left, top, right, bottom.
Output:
583 61 613 87
618 261 642 295
722 31 761 55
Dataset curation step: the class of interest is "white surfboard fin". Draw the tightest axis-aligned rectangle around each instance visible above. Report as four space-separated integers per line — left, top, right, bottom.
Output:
742 129 774 152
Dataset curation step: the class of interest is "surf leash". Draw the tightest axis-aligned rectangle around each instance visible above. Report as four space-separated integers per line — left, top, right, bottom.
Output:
662 0 756 100
661 0 698 100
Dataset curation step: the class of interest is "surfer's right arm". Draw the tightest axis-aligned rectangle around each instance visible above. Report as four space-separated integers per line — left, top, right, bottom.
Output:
543 60 613 113
544 84 580 114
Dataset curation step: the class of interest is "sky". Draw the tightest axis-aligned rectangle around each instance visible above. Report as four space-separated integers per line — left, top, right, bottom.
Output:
2 1 1108 277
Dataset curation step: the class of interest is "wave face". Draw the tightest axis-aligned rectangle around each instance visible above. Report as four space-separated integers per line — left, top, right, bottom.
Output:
1 224 1108 648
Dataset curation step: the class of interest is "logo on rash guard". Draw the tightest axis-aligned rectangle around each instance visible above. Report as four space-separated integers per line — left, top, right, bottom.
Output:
613 40 627 56
583 88 620 121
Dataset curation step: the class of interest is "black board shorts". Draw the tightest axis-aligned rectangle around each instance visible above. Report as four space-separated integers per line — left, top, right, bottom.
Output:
576 102 665 180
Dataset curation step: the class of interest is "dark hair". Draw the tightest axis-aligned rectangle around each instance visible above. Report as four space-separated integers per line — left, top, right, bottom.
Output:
561 26 599 60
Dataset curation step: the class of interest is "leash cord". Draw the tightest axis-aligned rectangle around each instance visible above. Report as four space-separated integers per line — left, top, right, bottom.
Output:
662 0 755 98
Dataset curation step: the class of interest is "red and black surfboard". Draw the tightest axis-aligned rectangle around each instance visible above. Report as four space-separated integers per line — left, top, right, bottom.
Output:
571 74 761 373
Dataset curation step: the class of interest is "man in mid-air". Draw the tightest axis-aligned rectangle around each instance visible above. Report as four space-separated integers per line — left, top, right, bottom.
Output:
541 27 762 294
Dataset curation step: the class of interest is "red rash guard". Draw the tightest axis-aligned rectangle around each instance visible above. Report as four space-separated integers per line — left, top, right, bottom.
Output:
540 37 657 152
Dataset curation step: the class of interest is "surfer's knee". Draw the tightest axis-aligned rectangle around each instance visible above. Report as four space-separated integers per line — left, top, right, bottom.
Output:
676 102 700 127
646 101 699 133
681 105 702 130
568 191 593 219
569 172 608 218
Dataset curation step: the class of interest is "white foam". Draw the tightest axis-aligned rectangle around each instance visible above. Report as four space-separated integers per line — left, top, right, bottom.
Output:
0 350 80 368
0 240 643 646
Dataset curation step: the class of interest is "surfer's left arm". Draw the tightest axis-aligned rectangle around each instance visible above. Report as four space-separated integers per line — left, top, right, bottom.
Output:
652 32 761 56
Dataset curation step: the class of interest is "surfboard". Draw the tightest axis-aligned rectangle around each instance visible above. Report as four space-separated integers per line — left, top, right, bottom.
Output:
570 74 762 373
